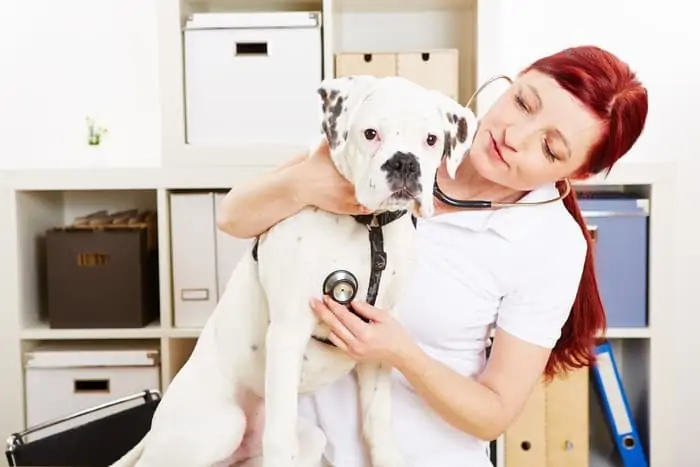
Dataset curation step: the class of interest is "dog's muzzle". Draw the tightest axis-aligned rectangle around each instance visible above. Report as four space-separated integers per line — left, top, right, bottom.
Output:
381 151 421 199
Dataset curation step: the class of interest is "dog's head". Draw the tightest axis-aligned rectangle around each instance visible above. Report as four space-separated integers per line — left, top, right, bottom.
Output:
317 75 476 218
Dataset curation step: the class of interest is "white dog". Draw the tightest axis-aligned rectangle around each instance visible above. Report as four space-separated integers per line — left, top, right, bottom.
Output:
110 75 476 467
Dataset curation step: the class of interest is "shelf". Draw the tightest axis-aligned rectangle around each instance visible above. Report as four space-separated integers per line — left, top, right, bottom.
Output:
168 327 203 339
19 320 163 340
0 159 675 192
333 0 470 12
12 189 160 332
0 165 274 191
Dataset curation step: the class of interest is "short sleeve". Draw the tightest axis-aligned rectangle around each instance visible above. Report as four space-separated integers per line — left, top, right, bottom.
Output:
495 226 588 349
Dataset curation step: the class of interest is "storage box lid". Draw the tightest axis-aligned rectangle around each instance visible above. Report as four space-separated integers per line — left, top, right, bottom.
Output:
184 11 321 30
24 341 160 369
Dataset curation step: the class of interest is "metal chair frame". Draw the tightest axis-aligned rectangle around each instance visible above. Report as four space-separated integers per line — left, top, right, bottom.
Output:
5 389 160 467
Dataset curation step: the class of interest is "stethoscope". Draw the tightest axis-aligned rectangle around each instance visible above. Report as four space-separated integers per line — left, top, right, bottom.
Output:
433 73 572 210
322 74 573 303
323 270 358 305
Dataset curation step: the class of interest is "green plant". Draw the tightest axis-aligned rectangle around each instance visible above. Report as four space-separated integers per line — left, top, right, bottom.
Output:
86 117 108 146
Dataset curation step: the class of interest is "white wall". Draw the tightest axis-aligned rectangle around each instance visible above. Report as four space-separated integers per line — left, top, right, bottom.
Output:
479 1 699 465
0 0 162 168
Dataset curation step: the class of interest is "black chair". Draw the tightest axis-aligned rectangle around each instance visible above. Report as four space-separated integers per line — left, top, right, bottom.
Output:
5 389 160 467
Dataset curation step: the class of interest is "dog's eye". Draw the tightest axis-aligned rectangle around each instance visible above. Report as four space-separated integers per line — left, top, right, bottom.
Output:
364 129 377 140
426 134 438 146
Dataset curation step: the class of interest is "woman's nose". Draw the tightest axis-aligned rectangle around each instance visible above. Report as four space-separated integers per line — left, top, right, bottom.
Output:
503 122 534 152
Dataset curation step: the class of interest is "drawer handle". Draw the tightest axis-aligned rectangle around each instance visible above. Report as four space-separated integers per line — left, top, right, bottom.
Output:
421 52 431 61
74 379 110 394
363 53 373 63
235 42 268 57
181 288 210 301
586 225 599 243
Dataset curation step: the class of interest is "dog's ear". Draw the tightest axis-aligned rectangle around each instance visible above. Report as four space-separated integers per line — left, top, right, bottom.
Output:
317 75 378 156
431 91 478 179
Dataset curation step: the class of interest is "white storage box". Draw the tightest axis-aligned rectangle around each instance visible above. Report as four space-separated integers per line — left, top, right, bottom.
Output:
183 12 323 147
170 191 252 328
24 341 161 439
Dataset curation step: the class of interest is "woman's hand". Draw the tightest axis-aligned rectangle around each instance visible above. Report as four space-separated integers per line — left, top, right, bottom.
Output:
309 295 415 367
297 139 371 216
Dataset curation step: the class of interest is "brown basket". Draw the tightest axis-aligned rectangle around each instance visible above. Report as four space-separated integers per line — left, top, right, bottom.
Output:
44 209 160 329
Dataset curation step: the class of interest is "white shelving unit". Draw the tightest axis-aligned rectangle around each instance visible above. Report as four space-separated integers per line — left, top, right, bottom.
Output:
0 0 677 466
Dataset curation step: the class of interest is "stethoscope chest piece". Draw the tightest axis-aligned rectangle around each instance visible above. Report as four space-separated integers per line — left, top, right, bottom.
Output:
323 270 358 305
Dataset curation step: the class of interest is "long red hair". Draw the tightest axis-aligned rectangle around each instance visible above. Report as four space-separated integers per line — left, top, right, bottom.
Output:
523 46 649 378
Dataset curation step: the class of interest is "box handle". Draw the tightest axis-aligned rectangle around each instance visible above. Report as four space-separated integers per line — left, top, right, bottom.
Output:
586 224 599 243
235 42 268 57
74 378 110 394
181 288 210 301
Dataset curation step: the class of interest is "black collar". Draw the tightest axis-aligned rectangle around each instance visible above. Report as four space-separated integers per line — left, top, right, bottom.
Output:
352 210 408 228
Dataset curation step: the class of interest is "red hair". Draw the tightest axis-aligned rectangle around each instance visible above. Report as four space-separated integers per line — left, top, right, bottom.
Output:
523 46 649 379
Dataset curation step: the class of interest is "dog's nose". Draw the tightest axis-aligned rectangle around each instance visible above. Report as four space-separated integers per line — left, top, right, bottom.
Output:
382 152 420 179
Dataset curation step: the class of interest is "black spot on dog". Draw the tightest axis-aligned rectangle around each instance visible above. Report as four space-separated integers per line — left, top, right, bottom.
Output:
456 116 468 143
443 130 454 159
318 87 345 149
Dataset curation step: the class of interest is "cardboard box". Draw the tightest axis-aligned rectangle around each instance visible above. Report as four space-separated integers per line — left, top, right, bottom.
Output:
45 209 159 328
335 52 398 78
397 50 459 99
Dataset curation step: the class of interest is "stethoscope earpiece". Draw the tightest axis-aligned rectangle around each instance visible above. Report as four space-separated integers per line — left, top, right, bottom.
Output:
323 270 358 305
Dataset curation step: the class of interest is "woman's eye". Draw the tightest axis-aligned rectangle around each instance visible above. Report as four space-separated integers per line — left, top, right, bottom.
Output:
543 140 558 162
426 134 437 146
364 129 377 140
514 94 529 112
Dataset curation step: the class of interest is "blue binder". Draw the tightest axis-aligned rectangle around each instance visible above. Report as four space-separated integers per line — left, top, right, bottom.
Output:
591 341 648 466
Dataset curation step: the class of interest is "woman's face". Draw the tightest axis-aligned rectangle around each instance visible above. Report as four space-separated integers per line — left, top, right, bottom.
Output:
467 70 603 191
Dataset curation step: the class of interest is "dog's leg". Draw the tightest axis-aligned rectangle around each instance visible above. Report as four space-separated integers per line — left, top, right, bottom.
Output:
356 362 406 467
137 402 246 467
234 416 325 467
294 415 327 467
262 316 315 467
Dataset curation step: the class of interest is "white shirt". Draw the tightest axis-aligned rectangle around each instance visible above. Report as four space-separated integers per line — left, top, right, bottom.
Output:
298 182 588 467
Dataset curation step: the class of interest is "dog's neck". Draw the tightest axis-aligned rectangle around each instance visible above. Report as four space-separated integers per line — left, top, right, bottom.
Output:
331 155 355 187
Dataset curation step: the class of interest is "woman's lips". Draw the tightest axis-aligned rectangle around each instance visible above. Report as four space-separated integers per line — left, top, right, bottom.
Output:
489 132 508 166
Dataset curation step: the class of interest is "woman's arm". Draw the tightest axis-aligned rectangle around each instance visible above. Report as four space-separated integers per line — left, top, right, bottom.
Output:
309 297 550 441
216 151 310 238
216 139 370 239
396 327 550 441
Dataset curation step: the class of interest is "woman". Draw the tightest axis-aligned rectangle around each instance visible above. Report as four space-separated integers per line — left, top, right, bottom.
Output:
217 45 648 466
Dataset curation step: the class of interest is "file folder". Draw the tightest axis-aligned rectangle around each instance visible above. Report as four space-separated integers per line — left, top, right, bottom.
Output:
545 367 589 466
170 192 219 328
504 366 589 467
591 341 648 467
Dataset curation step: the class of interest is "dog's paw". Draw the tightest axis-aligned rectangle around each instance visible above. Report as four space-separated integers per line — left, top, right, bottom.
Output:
369 446 408 467
261 446 299 467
